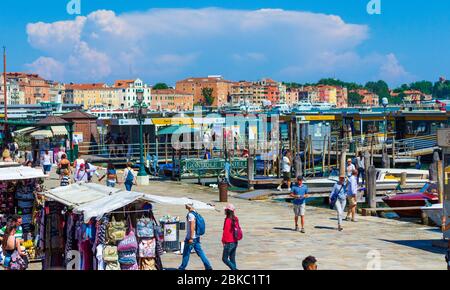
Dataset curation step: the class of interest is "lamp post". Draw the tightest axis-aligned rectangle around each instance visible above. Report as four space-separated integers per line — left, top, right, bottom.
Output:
133 88 149 185
382 97 389 142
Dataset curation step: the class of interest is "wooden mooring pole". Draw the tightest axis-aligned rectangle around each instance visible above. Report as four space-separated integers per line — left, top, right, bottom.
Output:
366 165 377 209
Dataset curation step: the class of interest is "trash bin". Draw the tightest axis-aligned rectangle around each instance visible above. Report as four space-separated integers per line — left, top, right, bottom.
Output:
219 181 228 202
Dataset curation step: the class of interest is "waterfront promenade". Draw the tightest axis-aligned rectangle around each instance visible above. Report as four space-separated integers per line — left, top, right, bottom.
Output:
41 175 446 270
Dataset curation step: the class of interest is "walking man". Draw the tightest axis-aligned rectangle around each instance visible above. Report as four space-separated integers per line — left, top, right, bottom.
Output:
346 169 359 222
356 152 365 185
277 150 292 191
178 203 213 270
290 176 309 233
329 176 347 231
346 158 356 178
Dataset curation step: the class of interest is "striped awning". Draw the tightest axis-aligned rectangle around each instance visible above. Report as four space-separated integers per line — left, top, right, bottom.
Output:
51 126 68 136
13 127 37 135
30 130 53 139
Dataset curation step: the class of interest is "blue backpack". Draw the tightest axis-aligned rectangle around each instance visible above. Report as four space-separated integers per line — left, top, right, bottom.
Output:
125 169 134 183
189 211 206 236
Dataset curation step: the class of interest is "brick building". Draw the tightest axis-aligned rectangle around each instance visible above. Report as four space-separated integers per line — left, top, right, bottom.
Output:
175 76 233 107
150 89 194 111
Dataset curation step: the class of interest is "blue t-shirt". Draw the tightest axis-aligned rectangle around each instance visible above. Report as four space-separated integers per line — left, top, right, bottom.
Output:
291 184 308 205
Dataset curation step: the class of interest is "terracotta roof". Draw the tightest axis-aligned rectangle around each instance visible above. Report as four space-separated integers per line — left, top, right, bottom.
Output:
37 115 70 126
66 83 107 90
61 110 98 120
152 89 194 95
114 80 135 88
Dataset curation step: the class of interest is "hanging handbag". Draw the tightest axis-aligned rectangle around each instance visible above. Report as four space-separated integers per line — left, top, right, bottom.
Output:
10 250 28 270
105 261 121 270
138 238 156 258
117 217 138 252
118 250 137 266
107 216 126 243
139 258 157 270
103 245 119 262
136 217 155 238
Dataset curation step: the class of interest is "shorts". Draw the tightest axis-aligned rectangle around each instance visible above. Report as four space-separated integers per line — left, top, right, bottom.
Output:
43 165 52 173
293 203 305 216
283 171 291 181
347 196 357 206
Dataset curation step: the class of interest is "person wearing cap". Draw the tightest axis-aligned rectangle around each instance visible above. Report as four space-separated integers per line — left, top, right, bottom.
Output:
221 204 242 270
346 169 359 222
290 176 310 233
74 163 89 183
329 176 347 231
277 150 292 191
178 203 212 270
346 158 356 178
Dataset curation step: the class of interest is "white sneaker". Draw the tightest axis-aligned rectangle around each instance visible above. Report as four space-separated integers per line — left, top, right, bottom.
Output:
277 186 282 191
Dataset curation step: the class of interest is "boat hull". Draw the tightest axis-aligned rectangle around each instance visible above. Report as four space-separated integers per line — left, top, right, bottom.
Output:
382 192 439 218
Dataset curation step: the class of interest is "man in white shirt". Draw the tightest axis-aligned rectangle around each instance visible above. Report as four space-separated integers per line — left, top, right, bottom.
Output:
277 150 292 191
346 169 359 222
346 159 356 177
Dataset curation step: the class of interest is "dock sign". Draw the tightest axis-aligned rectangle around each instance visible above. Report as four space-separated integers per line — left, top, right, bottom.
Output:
437 129 450 147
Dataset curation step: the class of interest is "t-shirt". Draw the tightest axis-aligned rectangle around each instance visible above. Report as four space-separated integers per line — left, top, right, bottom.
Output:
291 184 308 205
347 175 358 197
282 156 291 173
346 164 356 176
185 212 197 240
356 157 364 169
0 225 23 239
42 154 51 165
60 175 70 186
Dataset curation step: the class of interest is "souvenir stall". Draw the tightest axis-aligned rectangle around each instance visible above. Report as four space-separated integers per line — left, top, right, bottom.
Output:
0 164 48 262
42 183 215 270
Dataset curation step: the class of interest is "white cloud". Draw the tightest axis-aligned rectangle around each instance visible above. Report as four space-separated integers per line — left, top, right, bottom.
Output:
25 8 411 85
26 57 64 80
378 53 414 84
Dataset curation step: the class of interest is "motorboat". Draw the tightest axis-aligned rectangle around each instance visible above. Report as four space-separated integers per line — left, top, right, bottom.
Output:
382 183 440 218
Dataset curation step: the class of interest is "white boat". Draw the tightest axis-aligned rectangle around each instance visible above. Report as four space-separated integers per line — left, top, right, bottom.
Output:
302 168 429 188
272 103 291 114
421 204 444 226
295 101 313 111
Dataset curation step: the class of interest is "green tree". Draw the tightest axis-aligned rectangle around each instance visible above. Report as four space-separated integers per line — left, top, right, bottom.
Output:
365 80 391 103
348 92 364 106
409 81 433 95
317 78 363 90
433 80 450 99
152 83 170 90
202 87 214 106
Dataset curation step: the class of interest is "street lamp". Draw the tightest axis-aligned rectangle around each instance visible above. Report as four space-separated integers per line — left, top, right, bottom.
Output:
382 97 389 142
133 88 149 185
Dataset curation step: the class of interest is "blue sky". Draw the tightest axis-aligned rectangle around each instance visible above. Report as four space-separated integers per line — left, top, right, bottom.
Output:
0 0 449 87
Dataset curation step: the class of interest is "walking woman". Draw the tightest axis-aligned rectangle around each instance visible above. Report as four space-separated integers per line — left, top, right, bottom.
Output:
57 154 71 179
2 224 26 270
123 162 137 191
99 162 119 188
329 176 347 231
221 204 242 270
41 150 52 175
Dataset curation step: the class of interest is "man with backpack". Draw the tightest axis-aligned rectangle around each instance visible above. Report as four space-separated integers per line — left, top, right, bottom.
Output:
178 203 213 270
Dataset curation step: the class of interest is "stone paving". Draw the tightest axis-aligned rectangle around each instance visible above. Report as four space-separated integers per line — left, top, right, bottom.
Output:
37 174 448 270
